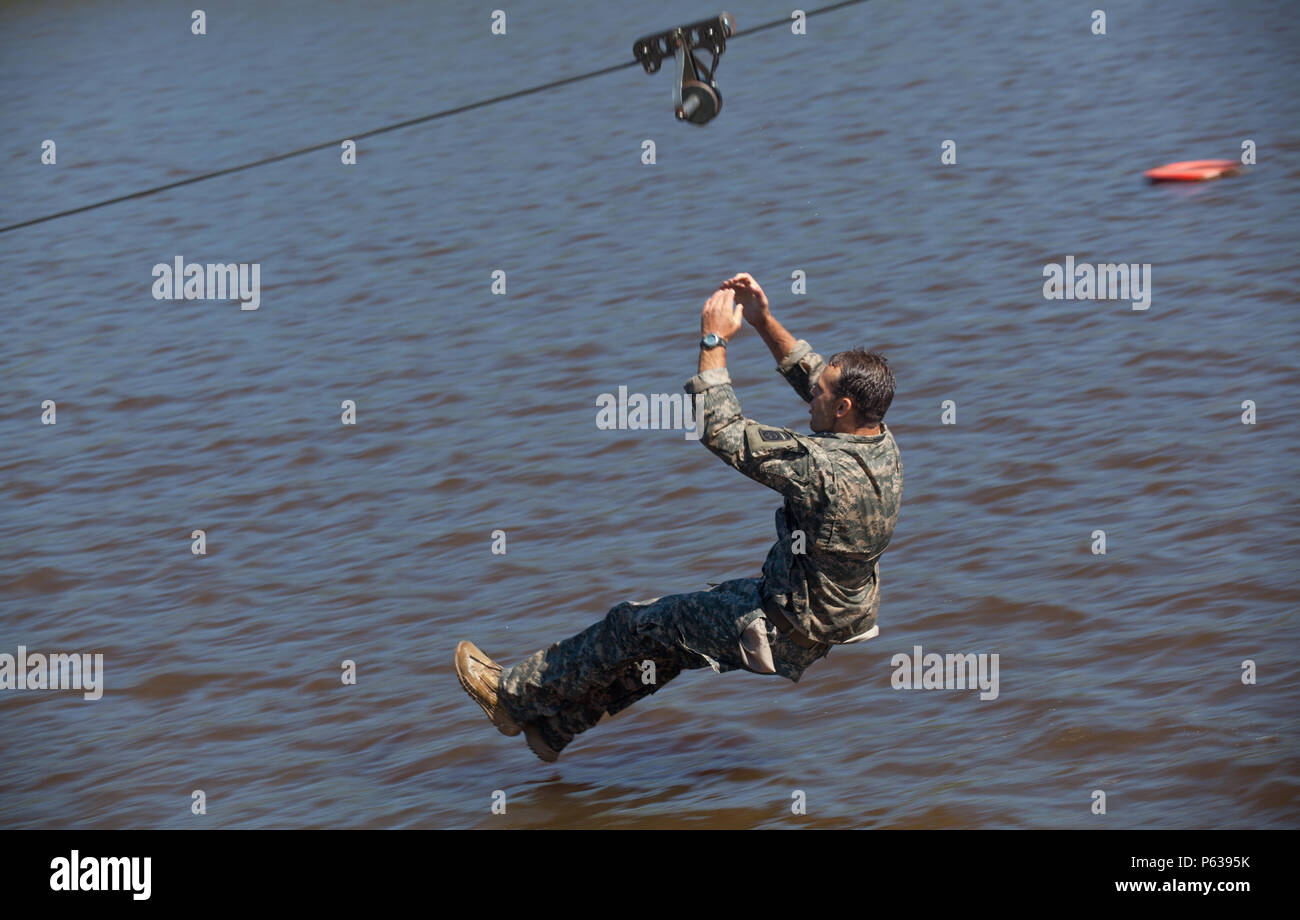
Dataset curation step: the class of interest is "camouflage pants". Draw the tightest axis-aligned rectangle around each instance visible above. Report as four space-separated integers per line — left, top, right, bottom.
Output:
497 577 831 754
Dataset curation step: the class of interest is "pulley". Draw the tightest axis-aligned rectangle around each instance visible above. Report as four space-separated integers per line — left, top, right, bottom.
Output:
632 12 735 125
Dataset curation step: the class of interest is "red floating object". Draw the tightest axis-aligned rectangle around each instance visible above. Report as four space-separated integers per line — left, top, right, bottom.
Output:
1145 159 1243 182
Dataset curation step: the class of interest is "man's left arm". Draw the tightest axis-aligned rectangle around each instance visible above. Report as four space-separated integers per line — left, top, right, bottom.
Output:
686 288 821 500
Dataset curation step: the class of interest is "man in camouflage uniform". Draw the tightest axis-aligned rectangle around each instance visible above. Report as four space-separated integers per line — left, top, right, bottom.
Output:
455 272 902 762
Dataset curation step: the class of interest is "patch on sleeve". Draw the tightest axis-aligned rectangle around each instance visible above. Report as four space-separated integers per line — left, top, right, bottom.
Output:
745 424 804 457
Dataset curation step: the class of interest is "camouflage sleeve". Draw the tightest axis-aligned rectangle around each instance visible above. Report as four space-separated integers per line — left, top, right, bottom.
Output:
776 339 828 404
684 367 823 501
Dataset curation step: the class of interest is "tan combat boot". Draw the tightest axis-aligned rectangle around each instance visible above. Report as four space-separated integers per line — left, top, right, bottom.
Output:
454 641 521 737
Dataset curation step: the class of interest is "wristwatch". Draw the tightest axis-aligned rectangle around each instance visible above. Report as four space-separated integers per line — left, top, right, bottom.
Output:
700 332 727 349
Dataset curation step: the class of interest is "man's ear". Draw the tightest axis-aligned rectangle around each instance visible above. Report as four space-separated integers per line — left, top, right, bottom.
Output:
836 397 853 419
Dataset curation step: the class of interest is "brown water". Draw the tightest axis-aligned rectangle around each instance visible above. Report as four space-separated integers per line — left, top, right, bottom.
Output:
1 0 1297 828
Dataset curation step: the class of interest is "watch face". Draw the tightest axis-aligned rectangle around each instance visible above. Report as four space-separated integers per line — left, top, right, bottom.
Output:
703 333 723 347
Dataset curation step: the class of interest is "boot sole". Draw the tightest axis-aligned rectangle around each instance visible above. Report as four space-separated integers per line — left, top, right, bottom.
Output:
524 724 560 763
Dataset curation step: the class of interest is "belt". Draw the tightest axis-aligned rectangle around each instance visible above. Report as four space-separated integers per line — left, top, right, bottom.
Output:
761 592 825 650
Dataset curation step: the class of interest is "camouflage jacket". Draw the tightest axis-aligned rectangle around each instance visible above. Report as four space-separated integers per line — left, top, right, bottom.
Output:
684 339 902 644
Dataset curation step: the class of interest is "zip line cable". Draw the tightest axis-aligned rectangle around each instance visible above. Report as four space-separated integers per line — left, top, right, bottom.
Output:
1 0 870 235
0 59 639 235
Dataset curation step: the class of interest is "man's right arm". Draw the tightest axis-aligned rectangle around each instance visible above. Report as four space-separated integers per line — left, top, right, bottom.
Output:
754 315 827 404
751 310 796 365
722 272 827 403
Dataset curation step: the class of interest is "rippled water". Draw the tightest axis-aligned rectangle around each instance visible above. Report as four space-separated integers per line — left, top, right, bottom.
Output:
2 0 1297 829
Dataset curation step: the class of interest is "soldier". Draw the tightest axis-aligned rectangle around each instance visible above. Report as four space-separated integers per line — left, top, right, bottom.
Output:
455 272 902 762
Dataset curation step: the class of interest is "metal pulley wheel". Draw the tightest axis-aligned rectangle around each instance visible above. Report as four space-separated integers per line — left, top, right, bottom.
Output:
677 81 722 123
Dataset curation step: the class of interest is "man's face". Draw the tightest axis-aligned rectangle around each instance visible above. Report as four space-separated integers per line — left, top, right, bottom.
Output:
809 364 843 432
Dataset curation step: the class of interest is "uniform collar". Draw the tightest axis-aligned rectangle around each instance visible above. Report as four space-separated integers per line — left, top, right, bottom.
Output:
816 421 889 443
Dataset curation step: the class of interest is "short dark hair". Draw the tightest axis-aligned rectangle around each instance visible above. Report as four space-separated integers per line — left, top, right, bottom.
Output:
826 349 894 427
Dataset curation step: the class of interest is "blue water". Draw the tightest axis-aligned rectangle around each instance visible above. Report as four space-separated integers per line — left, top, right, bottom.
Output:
1 0 1297 828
